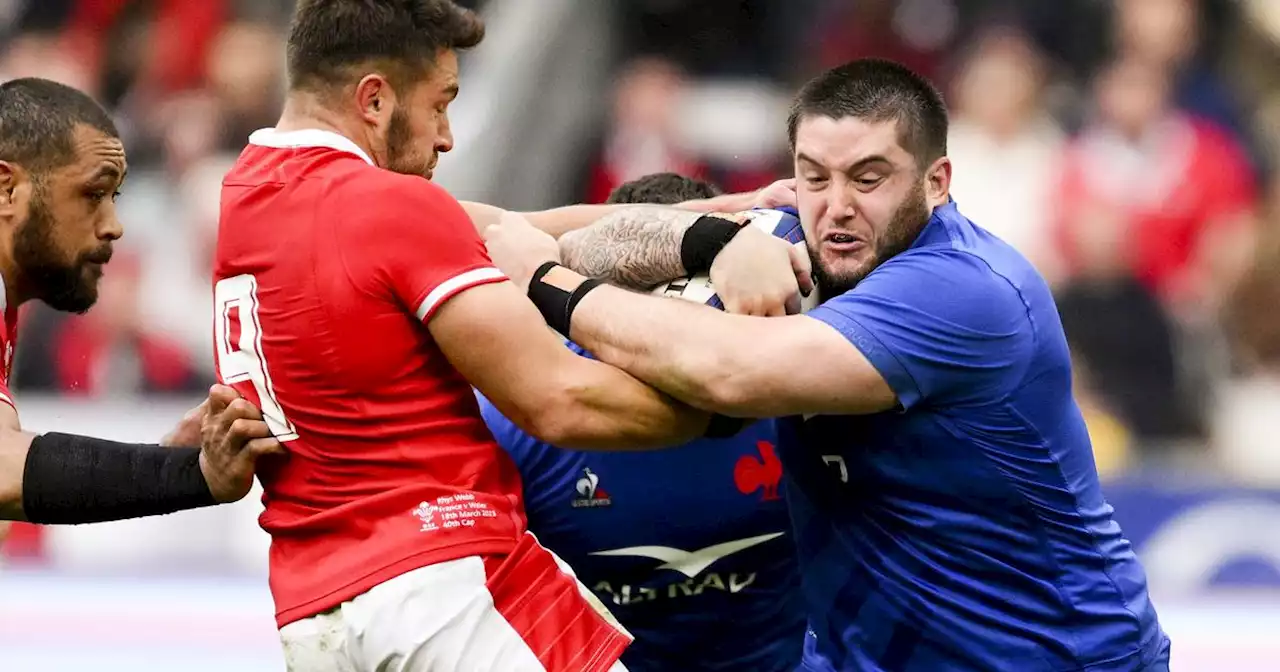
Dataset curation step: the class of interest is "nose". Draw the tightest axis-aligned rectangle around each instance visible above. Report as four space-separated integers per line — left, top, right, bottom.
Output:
436 118 454 154
99 210 123 242
827 178 858 221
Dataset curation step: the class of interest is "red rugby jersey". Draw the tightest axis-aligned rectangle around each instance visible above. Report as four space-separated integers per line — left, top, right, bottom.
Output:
215 128 524 626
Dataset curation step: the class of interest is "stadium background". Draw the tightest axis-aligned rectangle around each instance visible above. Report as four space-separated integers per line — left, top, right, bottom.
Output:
0 0 1278 669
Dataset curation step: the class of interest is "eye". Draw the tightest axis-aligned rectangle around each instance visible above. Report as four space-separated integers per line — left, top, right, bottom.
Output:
803 175 829 188
854 177 882 188
86 188 122 204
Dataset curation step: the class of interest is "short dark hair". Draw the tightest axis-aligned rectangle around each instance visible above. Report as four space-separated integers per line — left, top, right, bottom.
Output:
0 78 119 173
287 0 485 93
605 172 721 205
787 58 948 166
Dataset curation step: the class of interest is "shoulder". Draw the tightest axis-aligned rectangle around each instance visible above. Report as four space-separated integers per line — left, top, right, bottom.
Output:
869 244 1027 308
327 170 475 249
834 238 1037 353
340 169 462 218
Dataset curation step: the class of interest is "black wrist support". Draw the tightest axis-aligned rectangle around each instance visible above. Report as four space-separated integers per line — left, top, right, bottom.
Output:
528 262 604 336
680 214 748 275
704 413 747 439
22 432 217 525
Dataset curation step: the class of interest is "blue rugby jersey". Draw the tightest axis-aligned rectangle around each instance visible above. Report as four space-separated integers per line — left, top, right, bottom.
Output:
475 208 809 671
479 375 803 671
789 201 1169 671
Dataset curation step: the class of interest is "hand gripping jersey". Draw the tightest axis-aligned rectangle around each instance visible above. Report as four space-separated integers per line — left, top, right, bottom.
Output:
478 209 810 672
792 201 1170 671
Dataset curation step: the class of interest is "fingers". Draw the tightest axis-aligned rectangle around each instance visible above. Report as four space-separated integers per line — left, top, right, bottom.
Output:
206 384 239 414
789 244 815 297
245 437 287 458
230 416 275 441
785 292 803 316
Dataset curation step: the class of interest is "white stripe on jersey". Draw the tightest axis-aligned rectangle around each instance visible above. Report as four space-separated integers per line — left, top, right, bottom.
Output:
416 267 507 321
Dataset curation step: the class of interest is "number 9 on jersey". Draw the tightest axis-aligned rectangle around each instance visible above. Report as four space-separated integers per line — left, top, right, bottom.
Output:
214 274 300 442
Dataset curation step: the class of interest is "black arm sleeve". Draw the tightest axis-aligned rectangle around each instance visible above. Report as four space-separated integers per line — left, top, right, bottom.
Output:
21 432 217 524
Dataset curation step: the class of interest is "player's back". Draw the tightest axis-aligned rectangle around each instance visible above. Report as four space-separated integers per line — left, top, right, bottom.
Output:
792 202 1168 671
480 344 805 671
215 130 523 627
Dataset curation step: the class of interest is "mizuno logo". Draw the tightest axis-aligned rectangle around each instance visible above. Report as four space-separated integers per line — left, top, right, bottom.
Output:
589 532 784 578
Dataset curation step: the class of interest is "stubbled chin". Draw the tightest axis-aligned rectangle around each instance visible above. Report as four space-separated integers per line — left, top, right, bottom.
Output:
821 247 871 272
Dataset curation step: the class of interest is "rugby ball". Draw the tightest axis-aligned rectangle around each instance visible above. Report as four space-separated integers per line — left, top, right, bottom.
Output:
651 209 819 313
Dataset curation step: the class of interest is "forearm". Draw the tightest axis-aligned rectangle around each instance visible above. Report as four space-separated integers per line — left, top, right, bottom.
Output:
558 206 700 289
545 360 709 451
459 201 629 239
677 191 756 214
568 286 761 416
523 204 628 239
2 432 216 523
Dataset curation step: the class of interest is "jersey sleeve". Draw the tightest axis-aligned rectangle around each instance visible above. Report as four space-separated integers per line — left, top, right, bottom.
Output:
337 176 506 323
805 250 1035 410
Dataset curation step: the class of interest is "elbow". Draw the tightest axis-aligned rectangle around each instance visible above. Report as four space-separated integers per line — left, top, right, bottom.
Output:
515 369 600 448
521 370 676 451
523 394 581 448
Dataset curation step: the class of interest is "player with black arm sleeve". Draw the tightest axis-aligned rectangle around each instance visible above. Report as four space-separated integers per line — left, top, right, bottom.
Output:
0 78 283 528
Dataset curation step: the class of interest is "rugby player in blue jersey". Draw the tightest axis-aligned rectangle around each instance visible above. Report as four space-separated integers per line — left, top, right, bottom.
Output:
486 59 1172 672
478 172 806 672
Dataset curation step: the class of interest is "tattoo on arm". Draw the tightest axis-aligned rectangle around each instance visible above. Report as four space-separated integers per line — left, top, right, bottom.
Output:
558 207 701 289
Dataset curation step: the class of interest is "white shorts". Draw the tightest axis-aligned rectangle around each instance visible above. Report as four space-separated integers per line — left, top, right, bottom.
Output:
279 533 630 672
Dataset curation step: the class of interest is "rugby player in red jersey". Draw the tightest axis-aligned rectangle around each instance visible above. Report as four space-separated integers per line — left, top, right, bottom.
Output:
211 2 801 670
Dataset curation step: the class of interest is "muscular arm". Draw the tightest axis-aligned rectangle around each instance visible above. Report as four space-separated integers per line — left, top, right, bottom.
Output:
558 206 700 289
566 285 896 418
463 201 714 290
429 280 710 450
460 201 633 240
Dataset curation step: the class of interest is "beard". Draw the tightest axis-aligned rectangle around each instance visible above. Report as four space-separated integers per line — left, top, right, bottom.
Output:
809 181 931 299
384 107 433 179
13 190 111 314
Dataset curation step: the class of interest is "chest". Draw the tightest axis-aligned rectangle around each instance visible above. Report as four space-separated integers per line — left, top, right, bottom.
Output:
780 413 1021 516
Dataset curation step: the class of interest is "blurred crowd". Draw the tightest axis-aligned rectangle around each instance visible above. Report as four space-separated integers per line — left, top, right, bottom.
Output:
0 0 1277 484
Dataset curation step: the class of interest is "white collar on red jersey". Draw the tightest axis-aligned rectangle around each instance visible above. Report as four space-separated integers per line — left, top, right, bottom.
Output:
247 128 375 166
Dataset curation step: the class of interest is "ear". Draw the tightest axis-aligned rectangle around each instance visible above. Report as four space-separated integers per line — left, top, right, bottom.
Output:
923 156 952 209
353 74 396 129
0 162 31 225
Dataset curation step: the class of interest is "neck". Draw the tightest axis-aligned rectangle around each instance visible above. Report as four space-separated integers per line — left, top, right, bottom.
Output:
275 93 381 167
0 236 29 313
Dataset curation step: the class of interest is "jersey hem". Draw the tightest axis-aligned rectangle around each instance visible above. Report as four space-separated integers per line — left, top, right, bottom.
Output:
273 537 517 628
582 629 631 672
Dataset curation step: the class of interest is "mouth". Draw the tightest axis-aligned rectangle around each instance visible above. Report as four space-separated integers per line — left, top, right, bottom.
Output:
83 250 113 270
821 231 867 253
